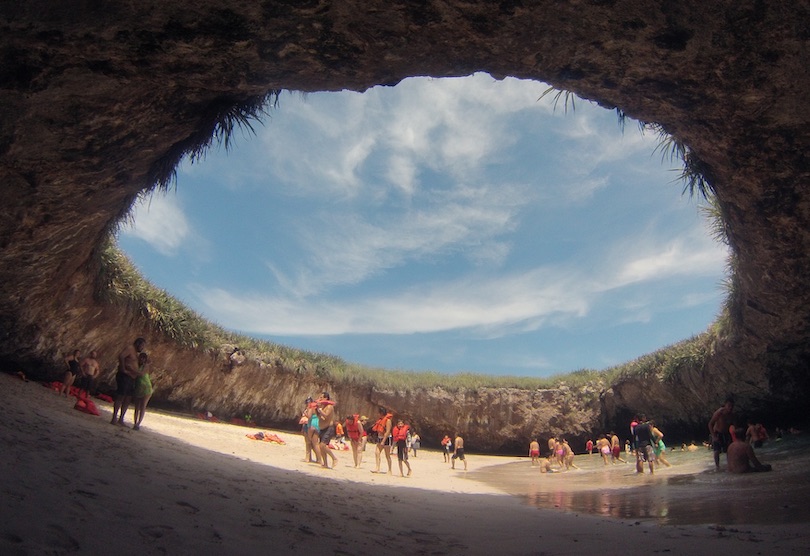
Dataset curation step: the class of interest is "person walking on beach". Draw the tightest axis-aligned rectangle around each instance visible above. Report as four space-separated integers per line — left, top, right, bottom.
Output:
59 349 81 397
585 438 594 455
451 433 467 471
316 392 338 469
344 413 366 468
708 397 736 470
441 434 452 462
77 350 100 397
372 407 394 474
111 337 145 426
633 414 656 474
132 352 153 430
392 418 412 477
529 439 541 466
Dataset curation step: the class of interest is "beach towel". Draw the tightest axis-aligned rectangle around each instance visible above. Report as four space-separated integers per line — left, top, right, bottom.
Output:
96 393 114 403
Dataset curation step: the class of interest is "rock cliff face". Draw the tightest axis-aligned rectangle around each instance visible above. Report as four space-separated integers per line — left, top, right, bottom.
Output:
1 1 808 451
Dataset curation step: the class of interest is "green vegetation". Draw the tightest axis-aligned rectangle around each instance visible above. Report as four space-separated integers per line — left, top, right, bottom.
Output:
96 86 729 396
94 236 725 395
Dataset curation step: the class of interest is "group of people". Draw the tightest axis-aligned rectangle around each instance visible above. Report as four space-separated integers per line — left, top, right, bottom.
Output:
59 349 100 398
58 337 154 430
109 337 154 430
708 397 772 473
298 398 466 476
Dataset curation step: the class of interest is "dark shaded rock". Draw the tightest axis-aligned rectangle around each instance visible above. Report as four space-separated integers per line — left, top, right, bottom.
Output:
0 1 808 451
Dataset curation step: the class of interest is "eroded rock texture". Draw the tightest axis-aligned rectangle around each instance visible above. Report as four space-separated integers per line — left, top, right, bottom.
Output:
1 1 808 450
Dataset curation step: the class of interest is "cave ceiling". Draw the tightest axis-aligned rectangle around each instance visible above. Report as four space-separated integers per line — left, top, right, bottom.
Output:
1 1 808 403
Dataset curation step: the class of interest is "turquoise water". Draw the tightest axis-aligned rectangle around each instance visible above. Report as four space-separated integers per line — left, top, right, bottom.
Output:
469 435 810 525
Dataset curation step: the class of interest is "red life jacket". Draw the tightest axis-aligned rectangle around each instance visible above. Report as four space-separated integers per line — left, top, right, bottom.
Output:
345 415 362 441
392 424 410 442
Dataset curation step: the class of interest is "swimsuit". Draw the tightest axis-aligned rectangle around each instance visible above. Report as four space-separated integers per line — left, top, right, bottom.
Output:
601 446 610 455
134 373 152 398
530 449 540 457
67 359 80 377
115 371 136 397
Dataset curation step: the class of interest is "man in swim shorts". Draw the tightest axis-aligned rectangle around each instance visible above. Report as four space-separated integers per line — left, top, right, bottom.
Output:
633 415 656 474
451 434 467 470
529 439 540 466
708 397 736 470
316 392 338 469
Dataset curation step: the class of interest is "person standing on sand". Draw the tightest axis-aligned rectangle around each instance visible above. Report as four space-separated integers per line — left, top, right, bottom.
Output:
316 392 338 469
410 431 421 457
111 338 145 426
633 414 656 474
299 397 315 463
585 438 594 455
59 349 81 397
372 407 394 474
77 350 100 397
529 439 541 466
132 352 152 431
344 413 365 468
441 434 452 462
451 434 467 471
727 427 772 473
708 397 736 470
392 418 412 477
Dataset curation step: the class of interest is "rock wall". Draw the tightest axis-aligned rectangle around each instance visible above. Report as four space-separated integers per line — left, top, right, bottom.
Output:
1 1 808 451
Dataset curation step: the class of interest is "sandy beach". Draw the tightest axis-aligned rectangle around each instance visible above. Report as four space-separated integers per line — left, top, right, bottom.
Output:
1 372 808 555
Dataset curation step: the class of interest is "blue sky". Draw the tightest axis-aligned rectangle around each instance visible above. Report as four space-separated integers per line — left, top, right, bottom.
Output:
118 73 728 377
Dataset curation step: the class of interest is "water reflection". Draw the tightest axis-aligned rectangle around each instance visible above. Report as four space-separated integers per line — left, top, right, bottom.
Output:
471 436 810 526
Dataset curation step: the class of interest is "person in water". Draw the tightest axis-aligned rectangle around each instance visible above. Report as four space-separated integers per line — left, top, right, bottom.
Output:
727 427 772 473
708 397 737 470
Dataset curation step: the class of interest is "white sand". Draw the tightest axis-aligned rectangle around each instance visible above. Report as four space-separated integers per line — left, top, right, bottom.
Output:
1 372 808 555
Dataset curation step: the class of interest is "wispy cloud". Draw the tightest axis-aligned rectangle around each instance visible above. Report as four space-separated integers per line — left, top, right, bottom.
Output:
120 193 191 256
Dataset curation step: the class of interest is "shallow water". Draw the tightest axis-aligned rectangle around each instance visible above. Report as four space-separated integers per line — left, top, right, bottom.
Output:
469 435 810 525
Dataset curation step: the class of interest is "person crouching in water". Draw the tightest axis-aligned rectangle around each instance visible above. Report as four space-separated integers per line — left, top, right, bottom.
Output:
392 418 412 477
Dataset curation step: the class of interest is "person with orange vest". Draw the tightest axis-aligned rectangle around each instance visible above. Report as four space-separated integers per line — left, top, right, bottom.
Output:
392 418 412 477
441 434 452 462
344 414 367 468
371 406 394 474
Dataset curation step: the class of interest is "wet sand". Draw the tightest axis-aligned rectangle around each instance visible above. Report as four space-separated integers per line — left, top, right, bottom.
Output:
2 371 809 555
470 440 810 525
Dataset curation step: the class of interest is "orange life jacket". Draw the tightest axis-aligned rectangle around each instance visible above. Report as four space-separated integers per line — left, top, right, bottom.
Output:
345 415 363 441
372 413 393 434
392 424 410 442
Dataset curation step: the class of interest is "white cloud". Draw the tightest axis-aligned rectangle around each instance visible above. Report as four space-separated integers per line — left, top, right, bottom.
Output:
121 193 191 256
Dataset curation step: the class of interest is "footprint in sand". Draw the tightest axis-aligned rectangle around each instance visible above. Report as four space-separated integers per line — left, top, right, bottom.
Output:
139 525 174 540
176 501 200 514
